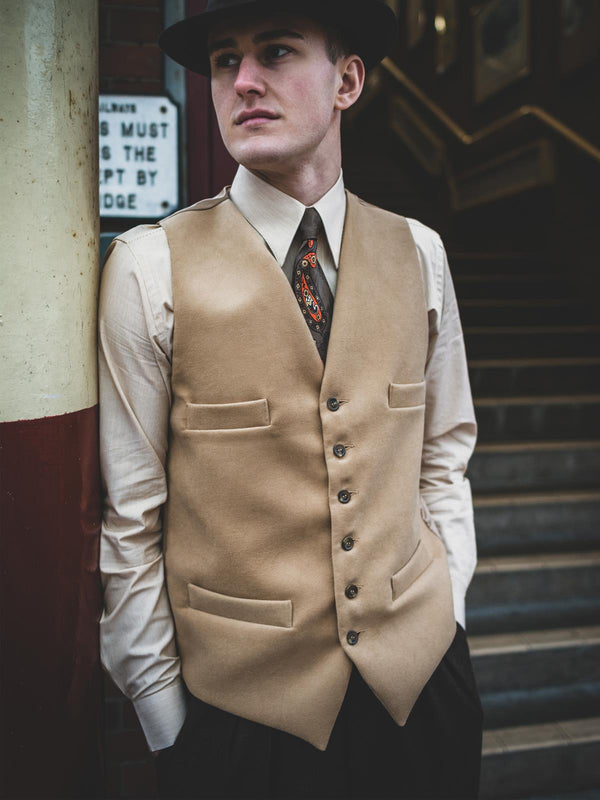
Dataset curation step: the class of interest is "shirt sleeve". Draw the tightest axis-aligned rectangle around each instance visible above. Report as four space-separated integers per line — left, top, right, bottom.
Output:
98 227 187 752
410 223 478 629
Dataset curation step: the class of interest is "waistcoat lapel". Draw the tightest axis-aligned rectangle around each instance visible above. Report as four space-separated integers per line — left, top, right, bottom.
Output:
323 190 429 385
222 191 326 383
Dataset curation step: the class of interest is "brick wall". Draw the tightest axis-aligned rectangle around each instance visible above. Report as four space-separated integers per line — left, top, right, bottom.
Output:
99 4 165 793
99 0 164 95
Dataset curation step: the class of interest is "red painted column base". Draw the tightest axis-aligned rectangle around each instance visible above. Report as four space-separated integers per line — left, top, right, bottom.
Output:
0 406 103 798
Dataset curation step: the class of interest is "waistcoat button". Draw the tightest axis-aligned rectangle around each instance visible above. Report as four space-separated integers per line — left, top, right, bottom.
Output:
333 443 346 458
338 489 351 504
347 630 359 645
341 536 354 551
345 584 359 599
327 397 340 412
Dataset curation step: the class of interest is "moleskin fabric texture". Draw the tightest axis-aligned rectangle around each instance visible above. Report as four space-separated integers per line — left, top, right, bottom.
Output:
158 189 456 751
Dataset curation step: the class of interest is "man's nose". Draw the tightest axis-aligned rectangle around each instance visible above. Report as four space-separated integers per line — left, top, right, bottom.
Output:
234 56 265 96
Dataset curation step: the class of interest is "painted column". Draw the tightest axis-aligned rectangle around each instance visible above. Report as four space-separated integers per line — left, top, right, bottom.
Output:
0 1 102 797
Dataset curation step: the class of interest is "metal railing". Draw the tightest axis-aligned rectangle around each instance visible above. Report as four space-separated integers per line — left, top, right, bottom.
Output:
382 58 600 164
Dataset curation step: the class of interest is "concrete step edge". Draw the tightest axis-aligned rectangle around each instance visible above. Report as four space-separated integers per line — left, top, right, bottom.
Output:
475 551 600 574
469 357 600 368
482 716 600 757
465 325 600 335
456 274 564 282
460 297 591 310
448 251 544 260
474 394 600 407
474 439 600 454
461 298 587 308
473 489 600 507
469 625 600 656
523 791 600 800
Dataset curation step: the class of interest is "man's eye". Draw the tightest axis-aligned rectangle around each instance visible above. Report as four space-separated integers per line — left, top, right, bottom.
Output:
214 52 239 68
264 45 291 61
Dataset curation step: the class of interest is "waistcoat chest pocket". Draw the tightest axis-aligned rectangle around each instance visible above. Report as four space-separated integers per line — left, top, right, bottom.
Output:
185 398 270 431
391 536 434 601
388 381 426 408
187 582 293 628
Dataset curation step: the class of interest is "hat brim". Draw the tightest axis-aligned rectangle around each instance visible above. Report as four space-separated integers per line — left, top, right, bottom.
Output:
158 0 397 77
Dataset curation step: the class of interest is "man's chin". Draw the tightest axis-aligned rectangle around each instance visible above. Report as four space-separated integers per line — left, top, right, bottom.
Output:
228 140 292 172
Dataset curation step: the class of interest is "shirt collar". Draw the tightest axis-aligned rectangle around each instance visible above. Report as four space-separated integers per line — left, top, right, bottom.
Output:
230 165 346 268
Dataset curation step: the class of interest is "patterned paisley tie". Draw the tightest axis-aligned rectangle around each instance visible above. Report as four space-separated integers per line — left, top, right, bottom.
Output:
293 208 334 363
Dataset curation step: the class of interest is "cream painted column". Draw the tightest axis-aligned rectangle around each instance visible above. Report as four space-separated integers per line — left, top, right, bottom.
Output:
0 2 102 797
0 0 98 421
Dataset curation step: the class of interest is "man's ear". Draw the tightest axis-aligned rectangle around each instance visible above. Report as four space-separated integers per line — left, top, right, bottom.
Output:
334 55 365 112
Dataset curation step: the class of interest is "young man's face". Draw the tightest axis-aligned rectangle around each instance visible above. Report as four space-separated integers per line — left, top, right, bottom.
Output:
208 14 353 174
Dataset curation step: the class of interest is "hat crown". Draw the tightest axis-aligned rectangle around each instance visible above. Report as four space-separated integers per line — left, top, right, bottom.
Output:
159 0 398 78
206 0 256 12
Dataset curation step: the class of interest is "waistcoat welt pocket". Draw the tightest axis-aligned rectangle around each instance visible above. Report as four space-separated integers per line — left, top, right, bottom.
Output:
187 582 293 628
391 536 434 601
388 381 426 408
185 398 270 431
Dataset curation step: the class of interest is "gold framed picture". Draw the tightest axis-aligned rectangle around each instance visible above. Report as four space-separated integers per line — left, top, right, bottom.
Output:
406 0 428 49
559 0 600 74
472 0 532 104
434 0 460 74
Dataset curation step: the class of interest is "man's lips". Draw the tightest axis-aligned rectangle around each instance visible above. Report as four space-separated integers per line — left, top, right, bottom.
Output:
235 109 279 126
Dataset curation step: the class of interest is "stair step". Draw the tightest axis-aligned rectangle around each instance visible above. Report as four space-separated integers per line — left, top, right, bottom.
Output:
448 253 555 276
464 326 600 358
466 551 600 634
473 490 600 557
460 299 595 326
524 791 600 799
467 440 600 494
469 357 600 397
455 274 567 299
480 717 600 799
470 626 600 728
474 395 600 442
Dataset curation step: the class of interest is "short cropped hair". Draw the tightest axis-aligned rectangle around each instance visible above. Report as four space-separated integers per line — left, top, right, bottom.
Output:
323 24 353 64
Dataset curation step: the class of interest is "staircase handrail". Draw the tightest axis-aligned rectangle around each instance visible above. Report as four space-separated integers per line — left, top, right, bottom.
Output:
381 58 600 165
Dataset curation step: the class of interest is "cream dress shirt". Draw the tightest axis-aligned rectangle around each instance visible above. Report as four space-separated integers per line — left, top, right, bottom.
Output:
98 166 478 752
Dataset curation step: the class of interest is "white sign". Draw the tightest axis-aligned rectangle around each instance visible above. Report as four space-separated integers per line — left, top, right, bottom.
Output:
99 94 179 218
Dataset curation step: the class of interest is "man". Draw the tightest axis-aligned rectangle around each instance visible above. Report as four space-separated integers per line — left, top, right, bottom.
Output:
99 1 482 797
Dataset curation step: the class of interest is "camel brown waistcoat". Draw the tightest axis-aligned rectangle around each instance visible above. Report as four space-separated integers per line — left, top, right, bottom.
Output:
160 188 456 752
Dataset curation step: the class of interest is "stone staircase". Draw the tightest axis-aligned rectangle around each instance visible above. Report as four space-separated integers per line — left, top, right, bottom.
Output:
452 253 600 799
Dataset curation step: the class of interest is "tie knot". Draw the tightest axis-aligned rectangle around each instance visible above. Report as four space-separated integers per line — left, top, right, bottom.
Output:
298 207 321 242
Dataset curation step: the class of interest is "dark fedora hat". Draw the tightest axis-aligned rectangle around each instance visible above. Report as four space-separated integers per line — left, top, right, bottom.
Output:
158 0 398 77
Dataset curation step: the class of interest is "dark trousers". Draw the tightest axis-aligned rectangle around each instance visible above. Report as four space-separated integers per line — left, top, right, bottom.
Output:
155 624 483 800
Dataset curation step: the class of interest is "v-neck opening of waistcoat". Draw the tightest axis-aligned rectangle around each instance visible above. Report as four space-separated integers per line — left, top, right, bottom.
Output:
164 190 427 398
222 188 353 386
170 190 394 395
319 192 364 386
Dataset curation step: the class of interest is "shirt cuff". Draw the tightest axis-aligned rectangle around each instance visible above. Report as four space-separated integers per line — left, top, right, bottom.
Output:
133 680 188 752
452 584 467 630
